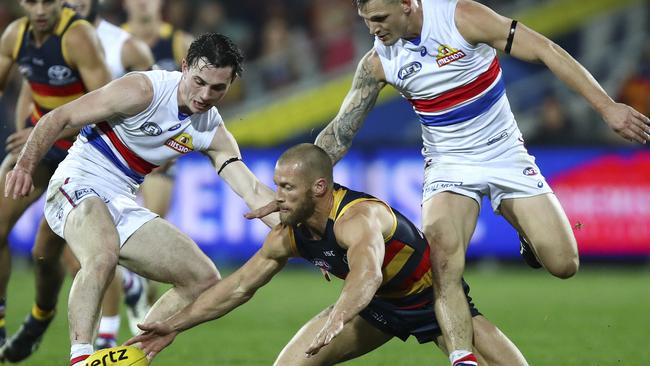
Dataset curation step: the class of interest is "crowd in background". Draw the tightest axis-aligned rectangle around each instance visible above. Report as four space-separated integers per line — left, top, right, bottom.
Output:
1 0 649 152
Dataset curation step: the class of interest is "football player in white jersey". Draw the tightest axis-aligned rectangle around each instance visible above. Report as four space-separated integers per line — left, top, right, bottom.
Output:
12 0 158 351
307 1 650 365
5 33 280 366
66 0 157 349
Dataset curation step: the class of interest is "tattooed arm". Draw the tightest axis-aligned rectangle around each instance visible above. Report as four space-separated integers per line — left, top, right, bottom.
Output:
315 49 387 164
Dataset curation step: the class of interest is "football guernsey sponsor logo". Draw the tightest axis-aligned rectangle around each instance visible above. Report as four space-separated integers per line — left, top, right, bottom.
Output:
165 132 194 154
436 44 466 67
47 65 75 85
312 258 331 271
398 61 422 80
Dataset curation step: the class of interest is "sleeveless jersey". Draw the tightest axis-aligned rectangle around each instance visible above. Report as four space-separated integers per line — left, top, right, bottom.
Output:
122 22 180 71
61 70 221 187
374 0 522 163
12 7 88 151
96 19 129 79
289 184 433 305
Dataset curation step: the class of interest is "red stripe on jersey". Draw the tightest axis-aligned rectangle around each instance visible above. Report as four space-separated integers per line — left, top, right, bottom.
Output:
383 239 406 267
409 57 501 113
97 122 158 175
30 80 85 97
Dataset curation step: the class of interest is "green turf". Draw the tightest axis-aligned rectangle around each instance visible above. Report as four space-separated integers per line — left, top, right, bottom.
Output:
3 261 650 365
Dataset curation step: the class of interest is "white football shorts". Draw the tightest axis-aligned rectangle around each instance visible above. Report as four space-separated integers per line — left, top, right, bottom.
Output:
422 147 553 213
44 175 158 247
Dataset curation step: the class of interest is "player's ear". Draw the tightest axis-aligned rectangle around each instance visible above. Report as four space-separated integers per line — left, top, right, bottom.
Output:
313 178 328 197
181 58 188 73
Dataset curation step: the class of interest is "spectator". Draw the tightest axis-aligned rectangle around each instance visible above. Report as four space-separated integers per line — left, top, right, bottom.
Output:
618 41 650 117
527 93 579 146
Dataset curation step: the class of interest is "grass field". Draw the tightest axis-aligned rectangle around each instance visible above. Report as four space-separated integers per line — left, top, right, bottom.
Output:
3 260 650 365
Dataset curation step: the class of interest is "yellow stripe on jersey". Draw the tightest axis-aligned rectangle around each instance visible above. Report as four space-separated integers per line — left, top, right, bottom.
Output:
54 7 77 36
12 18 29 61
380 244 414 286
32 92 84 110
159 23 173 39
328 188 348 221
378 271 433 299
287 227 299 257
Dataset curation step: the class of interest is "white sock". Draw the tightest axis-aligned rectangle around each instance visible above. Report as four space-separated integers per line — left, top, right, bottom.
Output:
449 349 475 365
98 315 120 339
70 343 93 366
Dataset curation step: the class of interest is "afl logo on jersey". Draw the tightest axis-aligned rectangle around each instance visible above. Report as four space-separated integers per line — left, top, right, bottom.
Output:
140 122 163 136
398 61 422 80
523 167 538 176
47 65 74 85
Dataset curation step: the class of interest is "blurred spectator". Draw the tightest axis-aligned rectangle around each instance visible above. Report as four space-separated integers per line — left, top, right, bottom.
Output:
190 1 254 59
309 0 357 73
257 16 316 91
618 41 650 117
528 93 579 145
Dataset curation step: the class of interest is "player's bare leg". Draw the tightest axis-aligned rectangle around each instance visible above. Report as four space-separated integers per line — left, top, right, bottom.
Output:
469 315 528 365
500 194 579 278
95 273 122 349
422 192 480 359
64 197 121 365
274 305 392 365
0 156 54 363
118 218 219 324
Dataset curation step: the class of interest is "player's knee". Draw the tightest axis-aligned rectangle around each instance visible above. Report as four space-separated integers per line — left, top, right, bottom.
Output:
548 256 579 279
80 252 119 281
423 223 462 254
184 264 220 297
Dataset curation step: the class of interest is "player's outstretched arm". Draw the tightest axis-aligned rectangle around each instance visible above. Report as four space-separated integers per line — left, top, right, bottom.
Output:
455 0 650 144
314 49 386 164
125 225 292 359
305 201 391 357
4 73 153 199
204 124 280 227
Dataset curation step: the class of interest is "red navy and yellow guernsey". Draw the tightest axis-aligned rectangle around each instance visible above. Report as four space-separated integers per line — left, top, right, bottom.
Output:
288 184 480 343
11 7 88 159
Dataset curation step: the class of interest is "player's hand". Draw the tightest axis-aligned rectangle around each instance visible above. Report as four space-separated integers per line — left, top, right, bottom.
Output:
244 200 279 220
304 313 345 357
5 127 33 155
124 321 179 361
602 103 650 144
4 166 34 199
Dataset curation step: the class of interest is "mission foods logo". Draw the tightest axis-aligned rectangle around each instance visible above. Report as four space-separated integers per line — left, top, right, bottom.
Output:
165 133 194 154
436 44 466 67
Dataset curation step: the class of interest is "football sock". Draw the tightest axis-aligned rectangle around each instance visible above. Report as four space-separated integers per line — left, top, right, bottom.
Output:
31 303 56 322
70 343 93 366
450 350 478 366
97 315 120 340
0 298 6 341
